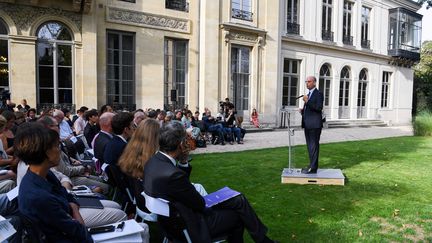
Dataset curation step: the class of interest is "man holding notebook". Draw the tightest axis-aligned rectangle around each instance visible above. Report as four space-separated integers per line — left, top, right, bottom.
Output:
143 122 277 243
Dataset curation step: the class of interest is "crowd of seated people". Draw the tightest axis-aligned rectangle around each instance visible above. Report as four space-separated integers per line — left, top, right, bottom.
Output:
0 98 257 242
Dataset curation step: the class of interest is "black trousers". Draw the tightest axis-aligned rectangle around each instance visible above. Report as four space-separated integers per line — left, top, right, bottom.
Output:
304 128 322 170
205 194 268 243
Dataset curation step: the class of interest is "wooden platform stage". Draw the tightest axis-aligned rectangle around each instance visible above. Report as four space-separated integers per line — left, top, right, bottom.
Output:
281 168 345 186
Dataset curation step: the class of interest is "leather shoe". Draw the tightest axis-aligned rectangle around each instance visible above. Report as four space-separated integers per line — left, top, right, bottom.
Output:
301 167 317 174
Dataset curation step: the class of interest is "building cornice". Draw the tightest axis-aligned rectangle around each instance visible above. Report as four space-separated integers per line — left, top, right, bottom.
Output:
220 22 267 36
388 0 422 11
282 36 391 61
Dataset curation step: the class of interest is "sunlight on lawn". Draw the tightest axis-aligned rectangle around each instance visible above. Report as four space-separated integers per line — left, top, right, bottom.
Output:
191 136 432 242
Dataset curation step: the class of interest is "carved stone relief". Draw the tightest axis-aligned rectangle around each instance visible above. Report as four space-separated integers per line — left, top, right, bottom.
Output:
0 2 82 35
106 7 190 34
224 30 266 47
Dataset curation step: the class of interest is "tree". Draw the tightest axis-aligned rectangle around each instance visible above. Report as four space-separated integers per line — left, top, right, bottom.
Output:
413 41 432 114
418 0 432 8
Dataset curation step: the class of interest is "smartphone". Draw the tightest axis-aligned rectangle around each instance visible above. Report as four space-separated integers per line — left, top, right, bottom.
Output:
88 225 115 234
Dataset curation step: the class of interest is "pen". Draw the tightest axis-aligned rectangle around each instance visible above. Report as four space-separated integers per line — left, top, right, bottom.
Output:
116 221 125 232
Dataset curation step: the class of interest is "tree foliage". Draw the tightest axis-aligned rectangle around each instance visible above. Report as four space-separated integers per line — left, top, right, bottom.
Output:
414 41 432 113
418 0 432 8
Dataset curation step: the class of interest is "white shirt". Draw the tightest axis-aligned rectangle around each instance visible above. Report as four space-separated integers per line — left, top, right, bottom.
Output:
59 120 74 140
159 151 189 168
74 116 87 135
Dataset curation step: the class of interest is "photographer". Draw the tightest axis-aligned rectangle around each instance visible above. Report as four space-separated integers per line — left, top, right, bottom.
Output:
225 107 243 144
0 90 15 112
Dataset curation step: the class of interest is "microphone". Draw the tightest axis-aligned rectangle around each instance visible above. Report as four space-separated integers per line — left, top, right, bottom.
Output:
295 95 304 99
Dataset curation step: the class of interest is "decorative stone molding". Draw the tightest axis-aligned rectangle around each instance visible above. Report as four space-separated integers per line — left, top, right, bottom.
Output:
106 6 190 34
0 2 82 34
8 35 37 45
220 22 266 46
227 31 258 42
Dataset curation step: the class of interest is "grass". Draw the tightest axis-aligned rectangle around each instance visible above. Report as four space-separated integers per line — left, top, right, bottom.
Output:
413 112 432 136
188 136 432 242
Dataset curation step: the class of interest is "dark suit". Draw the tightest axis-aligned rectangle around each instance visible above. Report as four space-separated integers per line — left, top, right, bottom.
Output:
144 152 269 243
301 88 324 170
103 135 127 167
103 135 132 208
93 131 112 164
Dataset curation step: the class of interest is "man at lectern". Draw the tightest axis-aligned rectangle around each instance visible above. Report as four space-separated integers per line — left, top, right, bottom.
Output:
300 76 324 174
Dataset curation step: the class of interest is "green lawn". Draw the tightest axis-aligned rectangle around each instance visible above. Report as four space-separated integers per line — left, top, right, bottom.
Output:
190 136 432 242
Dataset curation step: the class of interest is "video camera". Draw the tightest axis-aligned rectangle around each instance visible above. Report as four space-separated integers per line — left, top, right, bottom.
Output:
0 90 10 102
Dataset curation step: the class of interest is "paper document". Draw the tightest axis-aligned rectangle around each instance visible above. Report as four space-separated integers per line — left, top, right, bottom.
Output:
0 215 16 242
87 149 94 155
204 186 241 208
91 220 144 242
6 187 18 201
70 136 78 144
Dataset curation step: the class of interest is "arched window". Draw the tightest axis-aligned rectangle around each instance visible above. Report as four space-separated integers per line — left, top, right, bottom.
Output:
36 21 73 106
357 68 368 118
338 66 351 118
319 63 331 106
339 66 350 106
0 18 9 91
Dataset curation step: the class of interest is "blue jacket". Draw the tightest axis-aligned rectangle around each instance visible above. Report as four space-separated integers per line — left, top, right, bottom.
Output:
301 89 324 129
18 170 93 243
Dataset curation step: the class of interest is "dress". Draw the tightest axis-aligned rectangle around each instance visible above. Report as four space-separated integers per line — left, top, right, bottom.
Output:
251 113 260 128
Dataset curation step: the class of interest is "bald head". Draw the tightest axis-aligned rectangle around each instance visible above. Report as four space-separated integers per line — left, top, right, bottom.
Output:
306 76 317 90
134 111 146 126
99 112 114 132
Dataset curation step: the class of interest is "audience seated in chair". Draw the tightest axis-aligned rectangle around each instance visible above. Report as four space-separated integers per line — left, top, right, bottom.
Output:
143 122 277 243
15 123 94 242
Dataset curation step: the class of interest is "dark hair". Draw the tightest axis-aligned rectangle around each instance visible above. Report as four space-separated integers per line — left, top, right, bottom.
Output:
79 106 89 113
2 110 15 121
159 122 186 152
148 110 157 119
14 123 59 165
85 109 98 121
37 115 57 128
111 112 134 135
27 108 36 116
99 104 111 115
61 108 70 115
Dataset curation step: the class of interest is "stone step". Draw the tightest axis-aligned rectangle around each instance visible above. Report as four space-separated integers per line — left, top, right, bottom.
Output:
326 119 387 128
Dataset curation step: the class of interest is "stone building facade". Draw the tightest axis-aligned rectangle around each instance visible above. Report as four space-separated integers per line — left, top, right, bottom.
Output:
0 0 423 126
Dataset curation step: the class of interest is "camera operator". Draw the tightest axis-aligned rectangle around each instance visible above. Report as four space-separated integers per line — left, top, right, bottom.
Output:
0 90 15 112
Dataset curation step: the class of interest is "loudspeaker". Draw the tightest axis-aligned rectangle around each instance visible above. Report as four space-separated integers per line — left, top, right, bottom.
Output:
170 89 177 102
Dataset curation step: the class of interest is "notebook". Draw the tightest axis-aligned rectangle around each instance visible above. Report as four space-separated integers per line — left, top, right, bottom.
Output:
204 186 241 208
76 197 104 209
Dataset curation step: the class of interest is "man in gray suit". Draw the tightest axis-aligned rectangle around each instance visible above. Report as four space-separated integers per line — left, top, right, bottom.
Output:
301 76 324 174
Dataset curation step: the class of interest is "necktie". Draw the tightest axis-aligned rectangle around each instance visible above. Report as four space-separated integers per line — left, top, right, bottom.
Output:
308 90 312 98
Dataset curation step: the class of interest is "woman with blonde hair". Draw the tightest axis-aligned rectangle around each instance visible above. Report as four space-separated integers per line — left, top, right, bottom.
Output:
119 118 160 179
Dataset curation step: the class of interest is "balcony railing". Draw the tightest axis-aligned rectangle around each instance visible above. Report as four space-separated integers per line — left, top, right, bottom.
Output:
361 39 370 49
322 29 334 42
165 0 189 12
111 103 137 112
37 103 76 114
232 8 253 21
343 35 353 45
286 21 300 35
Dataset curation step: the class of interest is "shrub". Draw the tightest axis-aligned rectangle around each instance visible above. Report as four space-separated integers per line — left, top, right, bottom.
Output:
413 111 432 136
